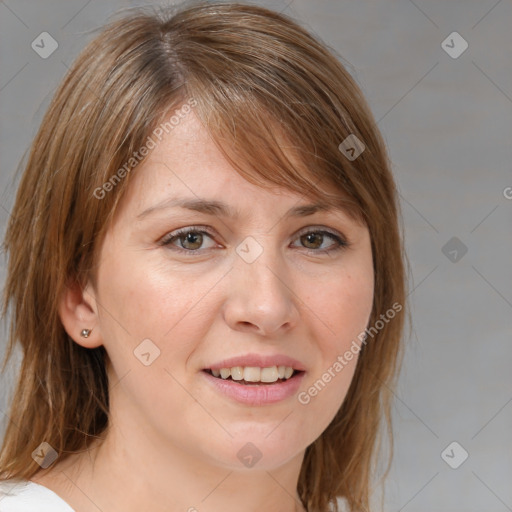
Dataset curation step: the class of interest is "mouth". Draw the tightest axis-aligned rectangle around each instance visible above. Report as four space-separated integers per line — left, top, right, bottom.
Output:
203 366 303 385
201 361 306 405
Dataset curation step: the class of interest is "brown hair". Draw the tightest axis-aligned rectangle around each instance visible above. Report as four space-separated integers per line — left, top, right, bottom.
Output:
0 2 406 511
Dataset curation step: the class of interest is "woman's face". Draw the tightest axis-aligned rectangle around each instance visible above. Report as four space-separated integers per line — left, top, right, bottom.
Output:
87 109 374 471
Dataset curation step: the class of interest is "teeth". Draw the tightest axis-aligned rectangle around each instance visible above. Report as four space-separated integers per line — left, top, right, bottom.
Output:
244 367 261 382
210 365 296 382
260 366 278 382
231 366 244 381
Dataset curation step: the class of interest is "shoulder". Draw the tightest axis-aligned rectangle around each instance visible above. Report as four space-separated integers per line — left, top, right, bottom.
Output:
0 479 76 512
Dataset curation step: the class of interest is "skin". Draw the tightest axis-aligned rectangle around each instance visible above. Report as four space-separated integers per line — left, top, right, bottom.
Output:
33 109 374 512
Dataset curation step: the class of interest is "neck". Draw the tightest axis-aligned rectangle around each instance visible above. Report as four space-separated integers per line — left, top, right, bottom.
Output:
85 428 306 512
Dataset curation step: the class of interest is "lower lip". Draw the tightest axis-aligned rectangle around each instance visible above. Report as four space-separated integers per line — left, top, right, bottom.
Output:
202 370 305 406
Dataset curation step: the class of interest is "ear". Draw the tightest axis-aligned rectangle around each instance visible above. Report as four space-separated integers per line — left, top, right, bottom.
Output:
59 278 102 349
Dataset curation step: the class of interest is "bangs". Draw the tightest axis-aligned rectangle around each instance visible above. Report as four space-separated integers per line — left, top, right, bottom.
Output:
185 77 366 224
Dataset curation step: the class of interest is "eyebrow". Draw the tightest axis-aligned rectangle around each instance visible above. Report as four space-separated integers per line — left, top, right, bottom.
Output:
136 197 335 220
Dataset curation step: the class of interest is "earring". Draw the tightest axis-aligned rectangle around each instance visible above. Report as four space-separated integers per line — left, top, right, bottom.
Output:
80 328 92 338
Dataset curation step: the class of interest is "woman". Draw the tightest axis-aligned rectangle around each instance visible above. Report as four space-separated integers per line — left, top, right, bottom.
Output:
0 2 405 511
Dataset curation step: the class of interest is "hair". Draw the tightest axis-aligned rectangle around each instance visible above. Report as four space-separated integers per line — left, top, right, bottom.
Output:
0 2 406 511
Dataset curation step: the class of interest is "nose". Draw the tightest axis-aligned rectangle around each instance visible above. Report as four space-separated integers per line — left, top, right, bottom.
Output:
222 247 300 337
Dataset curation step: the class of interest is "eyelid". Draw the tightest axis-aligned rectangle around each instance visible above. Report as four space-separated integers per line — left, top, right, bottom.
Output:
158 225 218 248
292 226 350 252
159 224 350 254
294 225 347 241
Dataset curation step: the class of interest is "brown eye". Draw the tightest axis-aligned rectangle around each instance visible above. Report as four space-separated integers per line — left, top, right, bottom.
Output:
180 231 203 250
292 229 348 254
161 227 218 253
301 232 324 249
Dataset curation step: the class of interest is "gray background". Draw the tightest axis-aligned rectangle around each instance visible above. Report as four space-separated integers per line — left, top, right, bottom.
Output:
1 1 511 511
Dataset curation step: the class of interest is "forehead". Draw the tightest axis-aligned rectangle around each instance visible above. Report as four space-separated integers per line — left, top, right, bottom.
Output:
115 108 362 224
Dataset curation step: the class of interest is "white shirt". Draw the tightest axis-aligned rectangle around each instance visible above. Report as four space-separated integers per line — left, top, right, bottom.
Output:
0 479 75 512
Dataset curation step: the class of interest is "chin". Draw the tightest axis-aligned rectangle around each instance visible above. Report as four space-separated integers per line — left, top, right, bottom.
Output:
199 430 309 472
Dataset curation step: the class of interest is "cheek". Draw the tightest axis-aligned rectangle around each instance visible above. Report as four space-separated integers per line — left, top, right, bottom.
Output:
95 246 227 370
95 251 222 427
293 260 374 435
304 265 374 352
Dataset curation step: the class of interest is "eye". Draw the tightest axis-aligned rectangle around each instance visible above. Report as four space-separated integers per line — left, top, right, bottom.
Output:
159 226 349 256
160 226 218 252
292 229 348 254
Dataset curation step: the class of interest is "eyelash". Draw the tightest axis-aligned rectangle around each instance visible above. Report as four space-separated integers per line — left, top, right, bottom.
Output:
159 225 350 256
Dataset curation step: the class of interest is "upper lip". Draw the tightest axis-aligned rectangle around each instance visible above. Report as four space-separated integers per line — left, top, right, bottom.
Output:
205 354 306 372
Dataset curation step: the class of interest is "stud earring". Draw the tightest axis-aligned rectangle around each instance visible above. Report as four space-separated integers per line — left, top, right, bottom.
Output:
80 328 92 338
